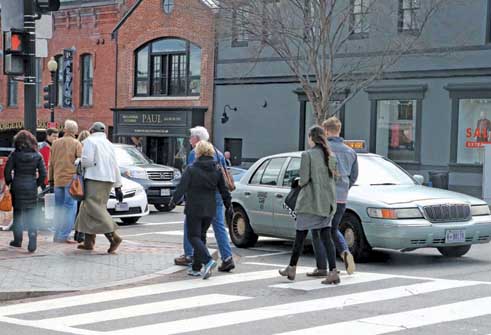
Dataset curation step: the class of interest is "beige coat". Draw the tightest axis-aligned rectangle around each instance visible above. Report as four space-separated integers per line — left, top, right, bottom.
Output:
48 134 82 187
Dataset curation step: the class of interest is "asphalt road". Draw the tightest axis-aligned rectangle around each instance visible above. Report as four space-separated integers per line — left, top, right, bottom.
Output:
1 206 490 335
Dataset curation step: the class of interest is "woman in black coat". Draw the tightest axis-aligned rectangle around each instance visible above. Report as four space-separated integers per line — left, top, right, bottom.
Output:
4 130 47 252
170 141 232 279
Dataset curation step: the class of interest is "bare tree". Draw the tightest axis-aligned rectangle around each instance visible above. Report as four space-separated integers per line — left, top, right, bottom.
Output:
212 0 453 124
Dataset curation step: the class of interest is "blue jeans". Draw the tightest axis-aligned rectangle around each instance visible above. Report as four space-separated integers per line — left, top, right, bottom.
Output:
331 203 349 253
183 193 233 261
53 184 77 241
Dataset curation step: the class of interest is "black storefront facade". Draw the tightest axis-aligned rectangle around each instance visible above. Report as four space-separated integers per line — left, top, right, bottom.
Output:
112 107 207 170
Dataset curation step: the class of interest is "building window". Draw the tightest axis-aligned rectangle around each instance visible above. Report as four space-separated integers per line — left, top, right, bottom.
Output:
7 76 17 107
375 100 417 162
55 55 64 106
162 0 174 14
35 58 42 107
81 54 93 106
134 38 201 97
456 99 491 164
399 0 420 32
351 0 369 36
232 8 249 47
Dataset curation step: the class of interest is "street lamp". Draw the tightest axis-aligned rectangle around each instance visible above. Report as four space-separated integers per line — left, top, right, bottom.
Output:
47 57 58 123
221 104 237 124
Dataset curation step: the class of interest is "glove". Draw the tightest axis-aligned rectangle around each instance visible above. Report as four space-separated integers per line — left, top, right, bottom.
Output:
115 187 124 202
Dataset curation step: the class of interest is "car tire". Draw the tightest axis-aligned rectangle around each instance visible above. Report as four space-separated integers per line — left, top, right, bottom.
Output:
339 212 371 262
120 217 140 225
437 245 471 257
154 204 174 212
229 207 258 248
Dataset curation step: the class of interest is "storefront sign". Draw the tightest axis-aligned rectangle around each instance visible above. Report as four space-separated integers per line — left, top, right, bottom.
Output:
62 48 74 109
0 120 59 131
118 111 187 127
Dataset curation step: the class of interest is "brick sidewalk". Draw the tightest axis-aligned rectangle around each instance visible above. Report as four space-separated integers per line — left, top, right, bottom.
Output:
0 230 182 301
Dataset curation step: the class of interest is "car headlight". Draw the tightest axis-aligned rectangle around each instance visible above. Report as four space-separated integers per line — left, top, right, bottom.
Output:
135 187 145 195
123 169 148 180
471 204 491 216
367 207 423 219
173 169 182 180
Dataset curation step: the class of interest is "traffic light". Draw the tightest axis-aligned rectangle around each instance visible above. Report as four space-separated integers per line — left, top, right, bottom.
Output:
35 0 60 13
43 84 55 109
3 30 27 75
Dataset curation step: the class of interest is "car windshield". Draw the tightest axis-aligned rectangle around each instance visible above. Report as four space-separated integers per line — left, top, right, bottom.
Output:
355 155 415 186
115 146 150 166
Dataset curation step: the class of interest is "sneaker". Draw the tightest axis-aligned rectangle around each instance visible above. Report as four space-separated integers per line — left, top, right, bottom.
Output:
174 254 192 266
342 252 356 275
218 257 235 272
201 259 217 280
187 268 201 277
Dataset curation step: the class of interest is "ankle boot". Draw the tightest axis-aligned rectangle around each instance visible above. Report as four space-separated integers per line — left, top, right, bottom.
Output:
105 232 122 254
279 265 296 281
27 231 37 253
321 269 341 285
77 234 95 250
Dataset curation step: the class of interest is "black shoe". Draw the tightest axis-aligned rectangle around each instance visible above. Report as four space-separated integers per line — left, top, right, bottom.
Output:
27 239 37 253
174 254 193 266
218 257 235 272
9 240 22 248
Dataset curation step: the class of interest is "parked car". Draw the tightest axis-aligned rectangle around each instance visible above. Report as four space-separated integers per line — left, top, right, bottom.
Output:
114 144 181 212
229 151 491 261
107 176 149 224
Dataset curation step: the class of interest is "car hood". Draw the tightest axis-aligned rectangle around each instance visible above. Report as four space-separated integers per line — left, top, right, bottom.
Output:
120 163 174 171
116 177 143 193
350 185 484 206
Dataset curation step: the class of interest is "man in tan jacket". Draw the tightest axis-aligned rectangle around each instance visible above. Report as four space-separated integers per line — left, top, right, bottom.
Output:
48 120 82 243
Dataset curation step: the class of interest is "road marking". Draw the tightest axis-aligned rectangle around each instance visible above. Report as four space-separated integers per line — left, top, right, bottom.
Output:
276 296 491 335
105 279 478 335
139 221 184 226
122 230 215 238
0 269 309 316
244 251 291 258
270 272 394 291
41 294 250 327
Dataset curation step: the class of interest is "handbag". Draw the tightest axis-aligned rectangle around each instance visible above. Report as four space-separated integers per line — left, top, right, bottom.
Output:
0 186 13 212
214 147 236 191
284 177 300 211
69 162 85 201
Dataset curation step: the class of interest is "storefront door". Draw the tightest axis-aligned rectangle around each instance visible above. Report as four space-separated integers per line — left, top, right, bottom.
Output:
146 136 188 170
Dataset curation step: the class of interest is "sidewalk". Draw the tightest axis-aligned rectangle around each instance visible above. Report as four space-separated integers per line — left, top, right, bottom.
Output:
0 230 182 301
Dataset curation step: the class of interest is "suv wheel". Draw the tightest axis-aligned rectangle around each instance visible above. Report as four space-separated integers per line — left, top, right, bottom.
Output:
154 204 174 212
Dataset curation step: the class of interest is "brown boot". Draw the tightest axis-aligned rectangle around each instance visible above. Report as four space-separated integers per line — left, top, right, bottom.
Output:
77 234 95 250
321 269 341 285
105 232 122 254
279 265 296 281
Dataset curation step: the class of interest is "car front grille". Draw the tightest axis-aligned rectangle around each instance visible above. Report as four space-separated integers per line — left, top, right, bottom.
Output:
107 207 142 216
423 204 471 223
147 170 174 181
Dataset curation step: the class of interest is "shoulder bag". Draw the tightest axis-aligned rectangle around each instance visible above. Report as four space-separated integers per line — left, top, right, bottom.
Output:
0 186 13 212
284 177 300 211
69 162 85 201
214 147 236 191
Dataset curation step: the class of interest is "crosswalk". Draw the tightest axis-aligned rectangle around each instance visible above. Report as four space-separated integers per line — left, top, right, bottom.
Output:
0 264 490 335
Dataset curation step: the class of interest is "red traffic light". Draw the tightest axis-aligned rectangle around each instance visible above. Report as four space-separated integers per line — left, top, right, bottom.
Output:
11 33 22 52
4 30 25 53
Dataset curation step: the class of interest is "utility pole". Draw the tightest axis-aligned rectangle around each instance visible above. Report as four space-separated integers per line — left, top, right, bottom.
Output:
23 0 37 136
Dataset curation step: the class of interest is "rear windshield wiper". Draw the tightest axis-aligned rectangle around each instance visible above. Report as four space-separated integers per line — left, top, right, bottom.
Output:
370 183 397 186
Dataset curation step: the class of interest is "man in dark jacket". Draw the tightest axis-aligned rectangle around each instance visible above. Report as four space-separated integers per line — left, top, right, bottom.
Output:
170 141 232 279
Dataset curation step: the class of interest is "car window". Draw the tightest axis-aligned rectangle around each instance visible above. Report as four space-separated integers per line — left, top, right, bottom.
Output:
356 155 415 186
260 158 287 186
115 146 150 166
282 158 301 187
249 160 269 184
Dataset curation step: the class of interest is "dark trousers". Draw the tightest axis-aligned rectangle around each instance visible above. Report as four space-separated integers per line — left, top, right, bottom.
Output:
186 215 213 271
290 228 337 271
12 208 37 244
330 203 349 254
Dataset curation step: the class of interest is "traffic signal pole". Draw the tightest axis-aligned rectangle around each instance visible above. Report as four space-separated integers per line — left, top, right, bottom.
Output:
23 0 37 136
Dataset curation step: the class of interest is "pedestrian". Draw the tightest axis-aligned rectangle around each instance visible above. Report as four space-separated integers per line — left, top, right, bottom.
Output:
39 128 59 187
73 129 90 243
174 126 236 272
224 151 232 167
78 130 90 143
4 130 47 253
75 122 123 254
170 141 232 279
49 120 82 244
279 125 340 285
322 116 358 275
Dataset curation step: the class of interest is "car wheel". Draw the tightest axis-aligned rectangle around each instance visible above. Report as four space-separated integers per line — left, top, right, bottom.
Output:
229 207 258 248
437 245 471 257
120 217 140 225
339 212 371 262
154 204 174 212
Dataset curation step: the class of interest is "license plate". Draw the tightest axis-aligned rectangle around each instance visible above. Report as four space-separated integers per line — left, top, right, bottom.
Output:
115 202 129 212
161 189 170 196
445 229 465 243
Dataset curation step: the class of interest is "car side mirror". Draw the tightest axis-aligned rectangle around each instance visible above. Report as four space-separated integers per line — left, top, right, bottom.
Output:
413 174 424 185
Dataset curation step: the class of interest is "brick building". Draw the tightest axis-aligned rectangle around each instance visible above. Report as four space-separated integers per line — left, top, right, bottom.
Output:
111 0 216 167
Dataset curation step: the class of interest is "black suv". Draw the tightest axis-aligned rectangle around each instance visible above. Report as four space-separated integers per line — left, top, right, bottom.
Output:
114 144 181 212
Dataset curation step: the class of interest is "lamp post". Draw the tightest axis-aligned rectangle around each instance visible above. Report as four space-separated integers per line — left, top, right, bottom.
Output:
221 104 237 124
47 57 58 123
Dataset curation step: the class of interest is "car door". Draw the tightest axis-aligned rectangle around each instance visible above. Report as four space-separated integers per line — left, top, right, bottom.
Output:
272 157 301 239
240 157 287 235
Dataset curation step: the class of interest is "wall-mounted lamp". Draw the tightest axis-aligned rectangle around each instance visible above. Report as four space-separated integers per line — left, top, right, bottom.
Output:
221 104 238 124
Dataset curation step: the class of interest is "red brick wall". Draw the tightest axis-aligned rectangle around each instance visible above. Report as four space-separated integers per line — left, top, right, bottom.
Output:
115 0 216 131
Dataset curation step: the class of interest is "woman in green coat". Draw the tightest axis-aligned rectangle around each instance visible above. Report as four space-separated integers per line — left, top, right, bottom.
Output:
279 125 340 284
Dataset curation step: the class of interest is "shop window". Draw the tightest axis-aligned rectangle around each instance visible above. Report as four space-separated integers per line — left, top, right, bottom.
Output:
81 54 93 106
7 76 17 107
375 100 417 162
456 99 491 164
134 38 201 97
350 0 370 36
399 0 420 32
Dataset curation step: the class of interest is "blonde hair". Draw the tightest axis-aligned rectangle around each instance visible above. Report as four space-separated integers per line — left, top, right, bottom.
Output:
195 140 215 158
64 119 79 134
322 116 342 134
78 130 90 143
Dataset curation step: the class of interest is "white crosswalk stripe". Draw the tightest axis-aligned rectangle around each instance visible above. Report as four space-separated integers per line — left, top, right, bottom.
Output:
0 267 489 335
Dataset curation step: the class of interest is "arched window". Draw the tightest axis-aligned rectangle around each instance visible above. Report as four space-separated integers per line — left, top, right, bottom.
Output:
134 38 201 97
162 0 174 14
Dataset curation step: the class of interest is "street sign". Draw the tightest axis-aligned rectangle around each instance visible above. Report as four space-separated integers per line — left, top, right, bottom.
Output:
35 15 53 39
35 38 48 57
